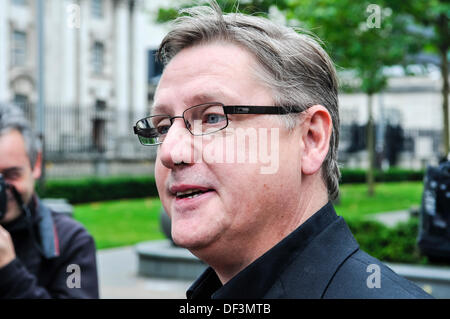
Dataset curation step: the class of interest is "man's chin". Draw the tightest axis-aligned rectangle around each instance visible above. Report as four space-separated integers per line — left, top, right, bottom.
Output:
172 231 215 252
172 235 204 250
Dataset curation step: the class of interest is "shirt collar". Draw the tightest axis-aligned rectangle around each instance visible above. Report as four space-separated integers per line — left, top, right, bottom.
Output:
187 201 343 299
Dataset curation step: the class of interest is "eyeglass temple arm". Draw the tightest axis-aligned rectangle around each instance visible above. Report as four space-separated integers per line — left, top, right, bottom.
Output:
223 106 302 115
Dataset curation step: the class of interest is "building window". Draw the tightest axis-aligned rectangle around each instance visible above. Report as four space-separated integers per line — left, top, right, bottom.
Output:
12 31 27 67
91 0 103 18
148 50 163 85
13 93 29 107
95 99 106 110
92 41 104 74
93 100 107 152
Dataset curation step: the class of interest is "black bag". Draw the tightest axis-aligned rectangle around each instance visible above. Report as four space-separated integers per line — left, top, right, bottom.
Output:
418 160 450 260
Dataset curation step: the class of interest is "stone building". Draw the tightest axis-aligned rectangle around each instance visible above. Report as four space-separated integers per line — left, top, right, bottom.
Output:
0 0 164 177
339 70 446 169
0 0 148 148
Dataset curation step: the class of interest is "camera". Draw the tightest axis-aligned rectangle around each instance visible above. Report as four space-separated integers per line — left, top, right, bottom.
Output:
0 174 6 220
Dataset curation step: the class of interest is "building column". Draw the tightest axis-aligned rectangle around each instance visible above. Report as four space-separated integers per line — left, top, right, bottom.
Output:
114 0 130 136
130 0 147 118
62 0 78 106
72 0 89 108
0 1 10 102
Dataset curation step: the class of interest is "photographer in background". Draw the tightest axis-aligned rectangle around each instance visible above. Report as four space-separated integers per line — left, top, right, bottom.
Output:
0 104 99 298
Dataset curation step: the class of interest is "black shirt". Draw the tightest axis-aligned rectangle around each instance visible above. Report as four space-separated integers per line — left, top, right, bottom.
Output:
187 202 432 299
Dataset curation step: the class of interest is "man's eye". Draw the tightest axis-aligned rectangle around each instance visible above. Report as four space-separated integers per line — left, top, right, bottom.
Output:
139 128 158 138
204 113 226 124
3 172 20 181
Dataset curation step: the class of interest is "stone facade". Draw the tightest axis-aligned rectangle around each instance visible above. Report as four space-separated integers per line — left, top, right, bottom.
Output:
0 0 148 136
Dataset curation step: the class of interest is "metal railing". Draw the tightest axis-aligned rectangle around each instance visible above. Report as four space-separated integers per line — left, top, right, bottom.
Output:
11 103 443 169
17 103 156 162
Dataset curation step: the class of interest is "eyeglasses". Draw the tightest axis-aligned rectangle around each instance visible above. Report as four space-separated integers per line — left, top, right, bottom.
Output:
133 102 303 146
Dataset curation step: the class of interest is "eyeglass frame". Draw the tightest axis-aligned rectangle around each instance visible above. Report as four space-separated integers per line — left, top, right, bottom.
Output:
133 102 305 146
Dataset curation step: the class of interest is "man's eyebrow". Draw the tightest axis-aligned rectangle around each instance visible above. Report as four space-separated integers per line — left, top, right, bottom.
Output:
151 90 228 116
1 167 22 175
185 92 226 106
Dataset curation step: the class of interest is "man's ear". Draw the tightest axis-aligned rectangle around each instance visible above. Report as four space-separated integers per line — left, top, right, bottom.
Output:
32 152 43 180
300 105 332 175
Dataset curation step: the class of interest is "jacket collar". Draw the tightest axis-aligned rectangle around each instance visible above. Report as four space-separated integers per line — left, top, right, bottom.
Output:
264 215 359 298
35 196 60 259
187 202 359 299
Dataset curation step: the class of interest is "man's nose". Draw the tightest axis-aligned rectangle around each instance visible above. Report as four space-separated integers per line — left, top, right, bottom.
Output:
158 119 195 169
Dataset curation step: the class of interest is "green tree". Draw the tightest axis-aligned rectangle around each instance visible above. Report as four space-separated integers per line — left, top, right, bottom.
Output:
279 0 424 196
385 0 449 157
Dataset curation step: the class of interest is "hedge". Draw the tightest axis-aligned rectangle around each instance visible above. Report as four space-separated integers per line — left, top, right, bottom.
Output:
36 176 159 204
339 168 424 184
347 217 428 265
36 168 425 204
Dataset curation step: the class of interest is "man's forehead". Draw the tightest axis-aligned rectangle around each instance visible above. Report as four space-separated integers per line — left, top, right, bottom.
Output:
151 43 261 115
0 130 28 156
0 132 30 170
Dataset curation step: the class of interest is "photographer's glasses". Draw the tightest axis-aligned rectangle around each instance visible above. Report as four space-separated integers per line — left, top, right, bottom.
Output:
133 102 303 146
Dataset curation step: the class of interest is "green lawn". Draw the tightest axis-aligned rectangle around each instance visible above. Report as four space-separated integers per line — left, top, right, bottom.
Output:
73 198 165 250
335 181 424 220
73 181 425 250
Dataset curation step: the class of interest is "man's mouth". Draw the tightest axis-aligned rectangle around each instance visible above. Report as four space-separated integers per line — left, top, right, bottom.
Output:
170 185 216 211
175 189 214 199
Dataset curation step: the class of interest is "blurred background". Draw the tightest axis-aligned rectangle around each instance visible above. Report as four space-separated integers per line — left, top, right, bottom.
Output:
0 0 449 298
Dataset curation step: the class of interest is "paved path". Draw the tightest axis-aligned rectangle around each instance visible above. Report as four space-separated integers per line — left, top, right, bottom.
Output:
97 245 191 299
368 209 411 227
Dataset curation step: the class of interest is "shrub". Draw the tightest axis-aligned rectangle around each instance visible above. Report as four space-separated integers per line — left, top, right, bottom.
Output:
36 168 424 206
339 168 424 184
36 176 159 204
346 217 428 264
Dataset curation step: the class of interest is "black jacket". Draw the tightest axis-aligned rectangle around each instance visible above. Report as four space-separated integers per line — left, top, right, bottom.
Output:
187 202 433 299
0 196 99 298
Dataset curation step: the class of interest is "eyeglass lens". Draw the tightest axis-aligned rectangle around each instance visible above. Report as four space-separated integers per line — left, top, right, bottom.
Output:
136 103 228 145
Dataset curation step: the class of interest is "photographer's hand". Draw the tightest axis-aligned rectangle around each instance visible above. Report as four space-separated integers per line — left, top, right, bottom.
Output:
0 225 16 268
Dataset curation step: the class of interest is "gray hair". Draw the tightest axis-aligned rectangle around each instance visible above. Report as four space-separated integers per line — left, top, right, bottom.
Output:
0 104 42 168
157 1 340 200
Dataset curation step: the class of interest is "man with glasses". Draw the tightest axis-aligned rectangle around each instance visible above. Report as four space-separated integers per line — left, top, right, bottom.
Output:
134 1 431 298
